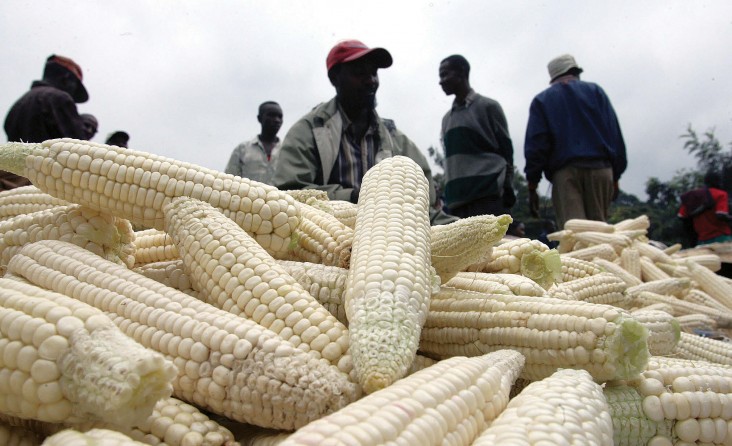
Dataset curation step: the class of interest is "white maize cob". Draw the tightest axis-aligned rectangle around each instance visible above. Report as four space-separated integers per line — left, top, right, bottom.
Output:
632 291 732 327
680 254 722 272
634 240 676 265
430 214 511 282
41 428 147 445
686 260 732 310
310 199 358 229
276 260 349 326
283 189 329 203
573 230 632 253
603 385 674 446
279 350 525 446
560 255 603 282
548 271 629 306
446 271 546 297
564 218 616 233
420 286 650 382
0 185 68 223
345 156 434 394
164 197 352 374
6 240 359 430
640 257 671 282
0 204 135 270
132 229 179 266
674 332 732 366
0 139 299 257
676 314 717 333
132 260 199 298
547 229 576 254
620 247 642 280
629 309 681 356
283 202 353 268
683 289 732 315
0 278 177 427
562 243 618 262
592 257 643 287
614 215 650 232
626 278 692 299
473 368 613 446
468 238 561 290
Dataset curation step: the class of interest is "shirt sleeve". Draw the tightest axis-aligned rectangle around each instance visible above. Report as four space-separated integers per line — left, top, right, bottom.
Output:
523 98 551 185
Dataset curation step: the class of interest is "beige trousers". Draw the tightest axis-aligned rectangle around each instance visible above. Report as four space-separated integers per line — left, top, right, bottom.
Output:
551 166 614 229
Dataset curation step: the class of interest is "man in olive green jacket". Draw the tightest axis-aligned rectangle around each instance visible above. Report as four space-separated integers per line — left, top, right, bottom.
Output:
273 39 456 225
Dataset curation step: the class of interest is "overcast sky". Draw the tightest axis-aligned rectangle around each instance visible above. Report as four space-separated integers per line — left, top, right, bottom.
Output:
2 1 731 199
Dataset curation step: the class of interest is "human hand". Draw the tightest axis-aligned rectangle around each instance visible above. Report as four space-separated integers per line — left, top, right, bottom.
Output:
529 189 540 218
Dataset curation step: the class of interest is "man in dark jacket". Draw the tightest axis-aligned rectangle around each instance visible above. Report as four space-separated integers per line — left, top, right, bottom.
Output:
524 54 627 229
3 54 90 190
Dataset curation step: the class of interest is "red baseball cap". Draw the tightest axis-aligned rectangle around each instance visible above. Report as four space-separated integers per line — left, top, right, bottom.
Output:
326 39 393 72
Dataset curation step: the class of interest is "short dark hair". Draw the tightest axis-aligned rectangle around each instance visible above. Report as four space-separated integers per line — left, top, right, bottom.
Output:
258 101 280 115
441 54 470 78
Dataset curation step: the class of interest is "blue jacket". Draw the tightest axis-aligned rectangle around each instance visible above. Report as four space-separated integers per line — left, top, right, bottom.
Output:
524 78 627 184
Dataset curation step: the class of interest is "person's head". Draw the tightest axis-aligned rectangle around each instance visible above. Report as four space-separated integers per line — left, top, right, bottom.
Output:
508 220 526 237
547 54 583 83
42 54 89 103
105 131 129 148
79 113 98 140
326 40 392 112
257 101 283 138
438 55 471 96
704 170 722 189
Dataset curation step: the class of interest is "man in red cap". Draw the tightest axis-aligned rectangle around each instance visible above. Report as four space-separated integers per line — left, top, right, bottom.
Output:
273 39 456 225
3 54 91 190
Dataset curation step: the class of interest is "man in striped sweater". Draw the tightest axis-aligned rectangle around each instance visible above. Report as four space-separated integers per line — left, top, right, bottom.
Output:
439 54 516 218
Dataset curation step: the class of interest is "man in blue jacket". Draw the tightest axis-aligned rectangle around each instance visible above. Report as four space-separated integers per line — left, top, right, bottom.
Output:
524 54 627 229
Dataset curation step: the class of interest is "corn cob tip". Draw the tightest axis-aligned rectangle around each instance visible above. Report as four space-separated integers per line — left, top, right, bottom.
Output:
608 316 650 380
0 141 38 177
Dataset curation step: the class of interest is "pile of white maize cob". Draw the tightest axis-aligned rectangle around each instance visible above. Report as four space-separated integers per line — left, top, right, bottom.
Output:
2 138 732 445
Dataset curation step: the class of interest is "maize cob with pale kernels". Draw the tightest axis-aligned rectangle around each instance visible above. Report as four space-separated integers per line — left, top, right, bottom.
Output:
620 247 642 279
633 240 676 265
6 240 359 430
548 271 629 306
345 156 434 394
0 278 177 427
283 202 352 268
560 255 603 282
164 197 351 375
472 368 614 446
276 260 349 326
306 199 358 230
632 291 732 327
630 309 681 356
683 289 732 315
564 218 616 233
467 238 561 290
419 286 650 382
679 254 722 272
640 256 671 282
547 229 576 253
132 260 199 298
562 242 618 262
0 204 135 271
446 271 546 297
283 189 329 203
626 278 692 299
430 214 511 282
0 185 68 223
686 260 732 310
592 257 643 287
676 314 717 333
132 229 179 266
614 215 650 232
603 385 674 446
673 332 732 366
0 139 299 257
41 428 147 445
664 243 683 255
573 230 632 254
278 350 525 446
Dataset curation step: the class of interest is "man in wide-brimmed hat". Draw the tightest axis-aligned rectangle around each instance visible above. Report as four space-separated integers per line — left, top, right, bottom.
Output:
3 54 92 190
524 54 627 229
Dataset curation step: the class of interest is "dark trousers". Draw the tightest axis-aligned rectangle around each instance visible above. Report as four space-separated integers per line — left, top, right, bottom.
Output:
448 196 508 218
